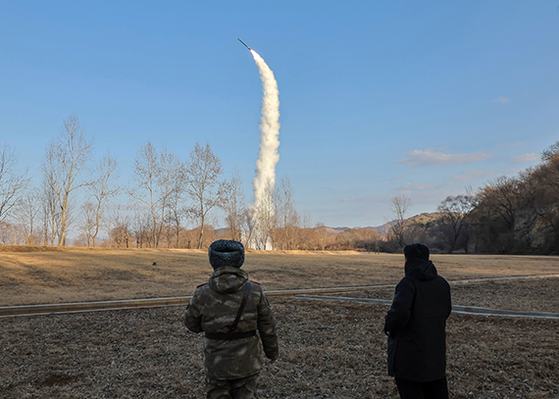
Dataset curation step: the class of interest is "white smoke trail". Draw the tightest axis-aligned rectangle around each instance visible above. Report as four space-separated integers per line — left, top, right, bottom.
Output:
249 49 280 214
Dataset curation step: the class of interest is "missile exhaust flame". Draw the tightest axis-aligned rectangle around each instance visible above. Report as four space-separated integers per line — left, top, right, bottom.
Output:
239 39 280 249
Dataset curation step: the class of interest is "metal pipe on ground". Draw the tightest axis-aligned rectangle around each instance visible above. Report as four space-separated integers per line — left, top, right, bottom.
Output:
1 274 558 318
294 294 559 320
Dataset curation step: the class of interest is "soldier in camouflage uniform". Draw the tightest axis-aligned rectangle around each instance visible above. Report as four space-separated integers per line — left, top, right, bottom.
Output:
184 239 278 399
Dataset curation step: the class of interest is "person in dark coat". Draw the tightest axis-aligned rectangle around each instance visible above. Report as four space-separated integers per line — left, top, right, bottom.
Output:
384 243 451 399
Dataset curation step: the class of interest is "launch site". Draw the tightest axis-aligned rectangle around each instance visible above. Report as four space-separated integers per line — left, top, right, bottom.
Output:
1 1 559 398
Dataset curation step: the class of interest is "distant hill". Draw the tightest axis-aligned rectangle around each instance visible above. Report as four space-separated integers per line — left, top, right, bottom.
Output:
363 223 392 236
406 212 444 225
216 212 443 238
364 212 444 237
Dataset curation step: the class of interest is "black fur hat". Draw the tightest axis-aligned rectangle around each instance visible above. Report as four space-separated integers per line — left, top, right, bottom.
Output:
404 243 430 261
208 239 245 269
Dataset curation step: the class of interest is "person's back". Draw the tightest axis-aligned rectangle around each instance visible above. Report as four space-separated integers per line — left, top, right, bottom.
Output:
384 243 451 399
184 240 278 398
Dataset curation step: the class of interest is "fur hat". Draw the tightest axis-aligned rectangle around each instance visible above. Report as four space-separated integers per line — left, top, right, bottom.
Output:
208 239 245 269
404 243 430 261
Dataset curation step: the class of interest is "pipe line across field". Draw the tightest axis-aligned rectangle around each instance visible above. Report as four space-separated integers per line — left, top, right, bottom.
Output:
294 295 559 320
0 285 395 318
1 274 558 318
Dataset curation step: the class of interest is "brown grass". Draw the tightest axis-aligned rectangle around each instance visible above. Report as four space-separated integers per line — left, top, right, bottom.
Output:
0 248 558 398
1 247 558 305
0 245 66 253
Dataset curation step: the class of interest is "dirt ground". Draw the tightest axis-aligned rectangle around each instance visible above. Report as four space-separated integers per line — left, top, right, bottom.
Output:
345 278 559 313
1 291 557 398
1 248 558 398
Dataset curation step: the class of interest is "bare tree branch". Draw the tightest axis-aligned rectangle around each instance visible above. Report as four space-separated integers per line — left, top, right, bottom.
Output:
184 143 227 249
41 115 94 246
389 195 412 249
129 143 181 248
0 143 29 223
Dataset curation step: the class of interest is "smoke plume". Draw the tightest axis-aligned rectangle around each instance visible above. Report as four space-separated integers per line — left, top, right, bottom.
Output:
249 49 280 213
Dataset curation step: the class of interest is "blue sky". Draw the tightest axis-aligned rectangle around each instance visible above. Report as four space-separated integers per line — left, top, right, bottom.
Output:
1 1 558 228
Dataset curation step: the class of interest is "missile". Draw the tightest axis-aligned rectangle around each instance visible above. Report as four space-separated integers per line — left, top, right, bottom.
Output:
237 38 251 51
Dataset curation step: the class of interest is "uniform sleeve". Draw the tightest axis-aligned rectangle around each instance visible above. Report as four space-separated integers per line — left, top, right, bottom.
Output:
184 289 204 333
257 291 279 360
384 278 415 334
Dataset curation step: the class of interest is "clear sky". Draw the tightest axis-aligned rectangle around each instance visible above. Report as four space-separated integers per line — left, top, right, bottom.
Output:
2 1 558 228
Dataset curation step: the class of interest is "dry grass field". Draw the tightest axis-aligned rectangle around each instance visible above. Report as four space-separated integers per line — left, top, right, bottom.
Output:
1 247 558 398
1 246 559 305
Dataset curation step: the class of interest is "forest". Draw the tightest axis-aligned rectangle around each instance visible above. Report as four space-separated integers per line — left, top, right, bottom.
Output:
1 116 558 255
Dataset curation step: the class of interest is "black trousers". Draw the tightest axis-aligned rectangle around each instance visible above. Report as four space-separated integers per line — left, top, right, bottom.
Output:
395 377 449 399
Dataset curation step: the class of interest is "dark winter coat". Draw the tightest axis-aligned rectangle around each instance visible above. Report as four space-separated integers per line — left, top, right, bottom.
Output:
384 258 451 382
184 266 278 380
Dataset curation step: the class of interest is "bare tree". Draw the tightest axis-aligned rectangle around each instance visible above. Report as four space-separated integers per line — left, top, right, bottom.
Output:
16 192 41 245
222 170 246 242
252 182 276 250
184 142 228 249
40 172 60 245
78 202 95 247
0 221 23 245
472 176 531 253
166 188 185 248
107 205 131 248
542 140 559 162
274 177 301 250
129 207 154 248
483 176 523 231
437 194 476 253
530 143 559 249
314 223 334 251
129 143 182 248
0 144 28 223
242 207 257 249
389 195 412 249
87 151 119 247
42 115 93 246
476 176 529 252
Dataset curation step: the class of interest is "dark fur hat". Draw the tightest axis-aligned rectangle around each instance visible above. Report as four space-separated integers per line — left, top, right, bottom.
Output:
404 243 430 261
208 239 245 269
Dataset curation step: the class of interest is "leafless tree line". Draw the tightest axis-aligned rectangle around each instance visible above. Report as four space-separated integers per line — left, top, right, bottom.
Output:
2 117 558 254
385 142 559 255
0 116 312 250
467 142 559 254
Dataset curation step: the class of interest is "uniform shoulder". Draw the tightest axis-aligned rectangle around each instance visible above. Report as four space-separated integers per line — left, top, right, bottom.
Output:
249 280 263 291
248 280 264 295
192 282 211 299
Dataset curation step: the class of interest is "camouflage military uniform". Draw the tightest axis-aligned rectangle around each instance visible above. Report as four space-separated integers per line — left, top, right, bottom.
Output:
184 242 278 399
